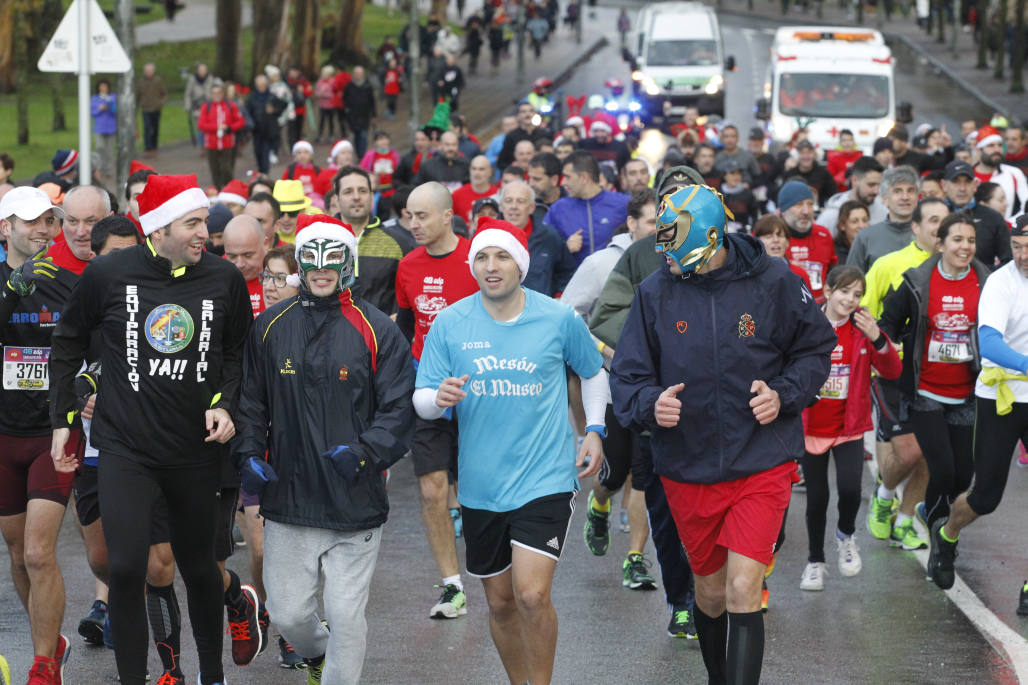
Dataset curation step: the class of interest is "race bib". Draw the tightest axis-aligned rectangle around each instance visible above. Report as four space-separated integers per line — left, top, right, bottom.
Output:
803 261 824 291
927 330 972 364
819 363 850 400
3 346 50 391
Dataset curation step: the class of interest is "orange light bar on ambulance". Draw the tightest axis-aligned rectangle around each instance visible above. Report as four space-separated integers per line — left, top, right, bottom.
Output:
791 31 876 42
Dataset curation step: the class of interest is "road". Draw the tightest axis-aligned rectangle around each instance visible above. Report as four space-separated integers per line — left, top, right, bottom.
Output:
2 7 1024 685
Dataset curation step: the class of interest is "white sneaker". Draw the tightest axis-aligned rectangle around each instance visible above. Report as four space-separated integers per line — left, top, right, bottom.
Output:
837 534 862 577
800 562 827 591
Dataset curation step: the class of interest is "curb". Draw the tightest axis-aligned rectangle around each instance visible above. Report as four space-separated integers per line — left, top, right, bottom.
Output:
716 6 1011 119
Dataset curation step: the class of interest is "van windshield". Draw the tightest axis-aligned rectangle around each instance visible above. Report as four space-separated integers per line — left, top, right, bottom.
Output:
647 40 719 66
777 73 890 118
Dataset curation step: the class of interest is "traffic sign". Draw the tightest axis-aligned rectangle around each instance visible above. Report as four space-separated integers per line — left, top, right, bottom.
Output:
38 0 131 73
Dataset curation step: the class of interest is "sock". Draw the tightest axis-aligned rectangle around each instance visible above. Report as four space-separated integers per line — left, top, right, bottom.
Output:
591 494 611 513
836 529 850 542
693 606 728 685
895 513 912 526
628 549 643 557
146 583 182 676
877 483 895 500
940 525 959 544
726 611 764 685
224 568 244 610
442 574 464 592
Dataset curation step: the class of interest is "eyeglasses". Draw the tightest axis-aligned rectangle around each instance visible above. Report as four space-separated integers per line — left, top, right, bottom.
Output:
259 271 290 287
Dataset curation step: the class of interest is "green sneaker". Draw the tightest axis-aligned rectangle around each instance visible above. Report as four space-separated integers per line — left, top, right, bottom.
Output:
304 655 325 684
890 518 928 550
622 553 656 590
429 584 467 619
584 492 610 556
866 493 894 540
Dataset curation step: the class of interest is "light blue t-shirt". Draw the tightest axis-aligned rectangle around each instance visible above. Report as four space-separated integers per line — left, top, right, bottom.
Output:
416 289 603 511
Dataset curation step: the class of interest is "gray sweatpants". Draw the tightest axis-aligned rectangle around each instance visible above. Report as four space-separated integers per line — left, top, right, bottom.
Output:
264 520 382 684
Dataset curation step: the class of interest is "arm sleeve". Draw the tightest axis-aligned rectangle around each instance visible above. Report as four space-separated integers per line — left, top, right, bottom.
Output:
230 322 270 468
876 280 914 345
609 292 664 433
413 386 446 420
559 257 599 319
845 232 868 271
551 237 578 296
580 369 610 427
49 267 106 428
979 325 1028 374
868 331 903 380
351 320 415 471
588 263 636 348
214 273 253 416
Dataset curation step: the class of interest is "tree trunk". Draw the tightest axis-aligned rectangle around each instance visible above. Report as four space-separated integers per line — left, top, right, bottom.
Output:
429 0 446 21
252 0 281 79
1012 0 1025 91
14 3 29 145
216 0 241 82
115 0 137 192
0 0 14 92
333 0 368 65
272 0 292 68
977 5 990 67
51 74 67 131
994 0 1007 78
936 0 946 43
291 0 319 75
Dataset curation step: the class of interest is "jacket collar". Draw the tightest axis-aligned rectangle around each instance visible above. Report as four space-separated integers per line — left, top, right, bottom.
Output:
144 236 189 278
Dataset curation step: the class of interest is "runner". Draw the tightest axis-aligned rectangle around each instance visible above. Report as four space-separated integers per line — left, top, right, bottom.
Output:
846 166 921 272
234 213 415 684
799 266 901 592
0 187 75 685
414 218 607 685
611 184 835 684
48 174 252 685
777 180 837 302
394 182 479 619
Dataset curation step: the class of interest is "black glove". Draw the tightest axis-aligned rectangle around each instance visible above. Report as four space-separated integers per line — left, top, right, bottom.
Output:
240 457 279 496
7 249 59 297
320 445 367 483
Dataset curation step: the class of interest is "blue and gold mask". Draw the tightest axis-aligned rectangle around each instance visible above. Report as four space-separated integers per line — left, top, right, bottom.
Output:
655 184 733 273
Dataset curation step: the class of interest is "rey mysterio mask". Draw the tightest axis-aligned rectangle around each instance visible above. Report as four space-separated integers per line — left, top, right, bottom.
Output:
298 237 355 293
655 184 733 273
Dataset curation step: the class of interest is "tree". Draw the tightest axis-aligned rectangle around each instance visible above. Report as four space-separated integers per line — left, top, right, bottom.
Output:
252 0 281 79
0 0 14 91
290 0 320 76
216 0 241 83
333 0 368 65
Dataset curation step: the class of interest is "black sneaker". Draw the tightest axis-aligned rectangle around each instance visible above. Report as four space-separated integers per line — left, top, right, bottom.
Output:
622 553 657 590
667 604 697 639
1018 581 1028 617
584 492 610 556
78 599 107 645
279 635 306 669
928 518 958 590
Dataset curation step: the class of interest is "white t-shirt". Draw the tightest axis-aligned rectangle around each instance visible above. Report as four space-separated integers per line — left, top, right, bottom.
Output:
976 261 1028 402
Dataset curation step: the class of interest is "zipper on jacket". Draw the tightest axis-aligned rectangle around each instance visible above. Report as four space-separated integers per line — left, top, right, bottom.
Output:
709 290 725 478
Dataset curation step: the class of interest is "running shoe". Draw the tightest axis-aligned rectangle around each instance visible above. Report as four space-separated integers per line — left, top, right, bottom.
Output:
584 491 610 556
928 519 958 590
257 603 270 656
450 508 463 538
915 501 930 532
78 599 108 646
622 553 657 590
667 604 697 639
278 636 306 669
155 673 184 685
304 655 325 684
1018 441 1028 468
429 584 467 619
799 562 827 591
0 653 10 685
54 634 69 685
25 659 54 685
760 580 769 613
890 518 928 550
867 492 894 540
232 523 246 548
837 535 862 577
226 584 262 665
1018 581 1028 617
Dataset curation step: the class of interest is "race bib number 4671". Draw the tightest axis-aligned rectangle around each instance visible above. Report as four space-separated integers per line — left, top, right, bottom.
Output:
3 346 50 390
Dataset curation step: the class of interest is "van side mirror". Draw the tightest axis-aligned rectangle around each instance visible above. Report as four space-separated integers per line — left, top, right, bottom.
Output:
755 98 770 121
725 55 736 71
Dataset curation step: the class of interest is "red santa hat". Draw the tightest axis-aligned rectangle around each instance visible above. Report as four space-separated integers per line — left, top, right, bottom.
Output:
293 213 357 261
292 140 314 156
328 139 354 166
216 179 249 206
469 218 530 282
129 159 156 175
976 125 1003 149
589 120 613 137
137 174 210 236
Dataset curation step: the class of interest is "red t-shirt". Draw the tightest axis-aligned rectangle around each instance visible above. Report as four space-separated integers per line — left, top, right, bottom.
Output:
451 183 499 223
245 276 266 319
46 238 90 275
918 267 979 399
282 162 320 195
806 318 854 438
787 224 838 301
384 69 401 96
395 237 480 360
367 150 398 195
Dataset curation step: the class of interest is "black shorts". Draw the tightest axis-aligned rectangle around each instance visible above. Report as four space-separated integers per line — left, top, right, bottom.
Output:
967 397 1028 516
598 404 644 493
73 463 171 545
870 376 914 442
215 487 239 561
462 491 576 577
411 416 459 478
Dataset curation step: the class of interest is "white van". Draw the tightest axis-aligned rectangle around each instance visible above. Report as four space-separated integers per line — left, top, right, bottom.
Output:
756 27 896 152
628 2 734 118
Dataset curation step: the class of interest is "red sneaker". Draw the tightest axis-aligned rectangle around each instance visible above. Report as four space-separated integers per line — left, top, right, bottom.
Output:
227 584 262 665
155 671 185 685
26 657 55 685
53 635 69 685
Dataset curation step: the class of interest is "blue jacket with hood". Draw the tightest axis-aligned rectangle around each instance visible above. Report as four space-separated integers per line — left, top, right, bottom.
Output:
610 233 835 484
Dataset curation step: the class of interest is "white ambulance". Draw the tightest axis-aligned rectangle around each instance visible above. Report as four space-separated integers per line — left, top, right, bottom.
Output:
756 27 896 153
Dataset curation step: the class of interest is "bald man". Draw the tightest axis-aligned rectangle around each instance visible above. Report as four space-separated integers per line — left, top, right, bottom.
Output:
415 132 470 191
451 155 499 223
49 185 114 274
499 180 577 296
395 182 480 619
223 214 269 317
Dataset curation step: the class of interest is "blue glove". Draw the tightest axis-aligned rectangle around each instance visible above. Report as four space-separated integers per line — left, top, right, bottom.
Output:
320 445 367 483
240 457 278 496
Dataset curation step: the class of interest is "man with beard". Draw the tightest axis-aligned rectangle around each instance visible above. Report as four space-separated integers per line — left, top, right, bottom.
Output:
816 157 887 235
973 125 1027 221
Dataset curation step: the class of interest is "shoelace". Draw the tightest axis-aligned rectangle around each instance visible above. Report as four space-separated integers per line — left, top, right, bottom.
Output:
673 610 691 625
156 672 182 685
228 619 251 641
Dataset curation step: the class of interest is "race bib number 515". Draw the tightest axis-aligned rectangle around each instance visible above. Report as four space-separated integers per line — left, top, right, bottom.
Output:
3 346 50 390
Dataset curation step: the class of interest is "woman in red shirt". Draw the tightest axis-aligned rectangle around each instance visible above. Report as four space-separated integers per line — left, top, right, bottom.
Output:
801 266 901 592
879 213 990 536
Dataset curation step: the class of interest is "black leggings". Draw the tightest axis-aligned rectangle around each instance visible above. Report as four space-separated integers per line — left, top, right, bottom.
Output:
99 455 224 685
800 439 864 563
910 397 974 525
967 397 1028 516
598 404 642 493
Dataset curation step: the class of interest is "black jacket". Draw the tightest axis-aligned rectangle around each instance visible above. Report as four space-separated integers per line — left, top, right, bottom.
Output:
345 216 417 315
245 89 286 139
343 81 376 128
520 208 577 296
946 200 1012 269
50 240 251 467
233 290 415 531
414 155 470 187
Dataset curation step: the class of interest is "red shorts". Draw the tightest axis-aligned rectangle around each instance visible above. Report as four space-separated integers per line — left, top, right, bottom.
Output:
0 431 79 516
662 460 795 576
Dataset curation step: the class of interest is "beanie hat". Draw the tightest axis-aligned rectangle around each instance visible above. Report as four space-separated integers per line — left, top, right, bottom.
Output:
216 179 249 206
976 125 1003 149
137 174 210 236
468 218 530 282
293 214 357 261
206 203 233 235
52 149 79 177
129 159 156 175
329 139 353 166
291 140 314 156
777 180 814 213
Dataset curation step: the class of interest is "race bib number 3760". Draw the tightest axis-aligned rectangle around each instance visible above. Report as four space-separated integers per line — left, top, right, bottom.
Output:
3 346 50 391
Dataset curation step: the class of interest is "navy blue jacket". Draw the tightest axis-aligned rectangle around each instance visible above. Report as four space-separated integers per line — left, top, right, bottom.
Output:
522 211 578 297
610 233 835 484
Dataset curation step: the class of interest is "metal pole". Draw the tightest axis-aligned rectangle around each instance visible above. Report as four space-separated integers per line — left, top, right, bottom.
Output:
408 0 421 139
78 0 93 185
115 0 136 193
516 2 524 82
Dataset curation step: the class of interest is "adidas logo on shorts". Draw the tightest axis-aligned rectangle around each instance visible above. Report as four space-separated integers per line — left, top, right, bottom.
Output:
547 537 560 550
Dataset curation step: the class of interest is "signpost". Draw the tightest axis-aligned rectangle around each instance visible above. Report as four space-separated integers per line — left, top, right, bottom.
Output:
38 0 131 186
